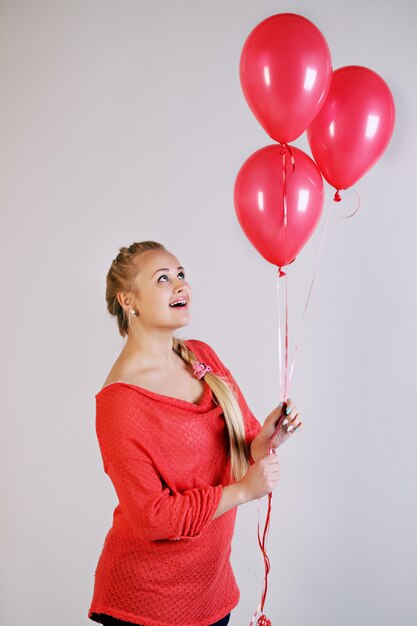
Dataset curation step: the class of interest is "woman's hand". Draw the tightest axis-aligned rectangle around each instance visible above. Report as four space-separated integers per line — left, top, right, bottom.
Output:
250 398 303 462
213 452 280 517
238 453 281 501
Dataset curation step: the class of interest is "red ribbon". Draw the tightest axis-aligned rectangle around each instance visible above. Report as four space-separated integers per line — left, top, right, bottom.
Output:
287 198 333 389
251 146 292 625
250 145 338 625
249 491 272 626
280 145 290 404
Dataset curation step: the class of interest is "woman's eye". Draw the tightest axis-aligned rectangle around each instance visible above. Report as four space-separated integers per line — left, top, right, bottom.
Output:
157 272 186 282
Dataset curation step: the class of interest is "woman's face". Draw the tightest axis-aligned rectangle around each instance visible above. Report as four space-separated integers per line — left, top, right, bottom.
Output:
131 249 192 330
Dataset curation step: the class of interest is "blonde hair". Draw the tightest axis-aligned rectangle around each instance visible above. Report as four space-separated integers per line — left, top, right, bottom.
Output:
173 337 250 481
105 241 250 481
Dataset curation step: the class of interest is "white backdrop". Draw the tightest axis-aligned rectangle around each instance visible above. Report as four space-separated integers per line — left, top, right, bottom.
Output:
1 1 416 625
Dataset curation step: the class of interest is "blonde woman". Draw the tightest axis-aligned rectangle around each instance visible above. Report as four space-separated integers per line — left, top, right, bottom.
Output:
88 241 302 626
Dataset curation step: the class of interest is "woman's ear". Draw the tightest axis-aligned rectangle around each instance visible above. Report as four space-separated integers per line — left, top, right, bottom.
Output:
117 291 134 311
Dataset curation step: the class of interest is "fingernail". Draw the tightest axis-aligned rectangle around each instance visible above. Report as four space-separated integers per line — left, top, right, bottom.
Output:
285 406 292 415
282 418 289 426
278 402 283 409
287 425 294 432
294 427 300 432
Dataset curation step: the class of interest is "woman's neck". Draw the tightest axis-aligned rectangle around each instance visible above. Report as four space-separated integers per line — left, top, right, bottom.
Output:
121 330 180 370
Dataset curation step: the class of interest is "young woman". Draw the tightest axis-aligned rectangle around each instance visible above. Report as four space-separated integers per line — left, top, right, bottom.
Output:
88 241 302 626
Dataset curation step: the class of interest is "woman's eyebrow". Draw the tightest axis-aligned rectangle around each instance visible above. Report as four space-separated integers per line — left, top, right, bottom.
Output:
151 266 184 277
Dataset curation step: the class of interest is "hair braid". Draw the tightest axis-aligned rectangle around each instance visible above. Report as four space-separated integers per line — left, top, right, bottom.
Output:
173 337 250 481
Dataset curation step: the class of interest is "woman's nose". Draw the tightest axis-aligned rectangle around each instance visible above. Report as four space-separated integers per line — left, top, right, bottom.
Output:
174 281 190 297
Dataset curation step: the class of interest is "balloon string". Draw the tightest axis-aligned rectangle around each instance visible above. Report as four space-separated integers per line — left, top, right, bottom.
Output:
333 188 361 218
250 143 292 626
251 423 281 626
277 270 283 402
340 188 361 219
282 146 289 403
258 493 272 610
249 493 273 626
284 261 289 402
277 143 291 403
250 144 295 626
288 196 333 390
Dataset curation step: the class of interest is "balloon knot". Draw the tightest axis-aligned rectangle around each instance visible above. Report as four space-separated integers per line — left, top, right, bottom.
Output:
333 190 342 202
278 267 286 277
279 142 295 170
257 615 272 626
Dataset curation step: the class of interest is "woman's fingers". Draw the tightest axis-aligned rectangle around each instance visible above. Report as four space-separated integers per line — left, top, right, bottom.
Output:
266 398 303 437
281 399 302 433
281 400 296 425
285 413 302 432
283 397 294 415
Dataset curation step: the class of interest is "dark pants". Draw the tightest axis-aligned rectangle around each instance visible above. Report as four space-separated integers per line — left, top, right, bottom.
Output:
94 613 231 626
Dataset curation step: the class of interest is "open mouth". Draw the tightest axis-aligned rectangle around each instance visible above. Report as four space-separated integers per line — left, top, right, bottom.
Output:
169 299 188 308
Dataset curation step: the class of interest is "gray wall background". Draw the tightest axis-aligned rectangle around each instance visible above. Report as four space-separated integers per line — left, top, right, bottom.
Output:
1 1 416 625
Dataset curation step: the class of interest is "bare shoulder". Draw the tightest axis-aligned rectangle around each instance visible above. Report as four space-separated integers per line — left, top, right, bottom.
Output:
101 356 165 391
102 371 123 389
101 355 139 389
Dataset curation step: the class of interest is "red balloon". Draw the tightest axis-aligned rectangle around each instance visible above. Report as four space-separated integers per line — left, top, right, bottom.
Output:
307 66 396 191
234 145 324 268
239 13 332 144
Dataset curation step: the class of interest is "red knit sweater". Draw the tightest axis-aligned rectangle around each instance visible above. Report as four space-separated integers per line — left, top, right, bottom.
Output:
88 339 262 626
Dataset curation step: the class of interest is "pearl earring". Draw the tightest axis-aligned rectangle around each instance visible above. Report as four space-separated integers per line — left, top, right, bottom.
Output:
130 308 138 317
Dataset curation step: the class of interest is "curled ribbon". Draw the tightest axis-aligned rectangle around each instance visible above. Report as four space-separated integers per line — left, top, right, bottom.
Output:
251 145 292 626
250 437 280 626
333 188 361 219
250 140 360 626
249 491 272 626
251 144 337 625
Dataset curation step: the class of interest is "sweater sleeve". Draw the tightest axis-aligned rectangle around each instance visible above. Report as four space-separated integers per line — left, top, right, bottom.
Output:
95 387 223 542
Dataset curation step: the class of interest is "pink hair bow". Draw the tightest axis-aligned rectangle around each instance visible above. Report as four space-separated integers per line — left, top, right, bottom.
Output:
192 361 212 380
